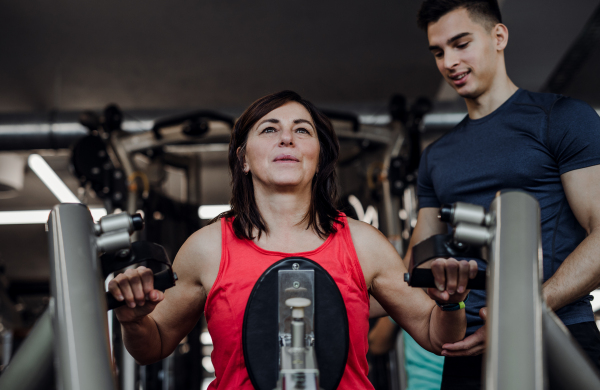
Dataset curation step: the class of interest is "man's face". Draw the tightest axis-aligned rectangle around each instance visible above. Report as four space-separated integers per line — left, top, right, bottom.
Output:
427 8 499 99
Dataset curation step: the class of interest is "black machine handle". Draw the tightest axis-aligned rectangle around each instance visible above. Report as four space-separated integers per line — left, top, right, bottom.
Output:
102 241 177 311
404 233 487 290
151 110 235 139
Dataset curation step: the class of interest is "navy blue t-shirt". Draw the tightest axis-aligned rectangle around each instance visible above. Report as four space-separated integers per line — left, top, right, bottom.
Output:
418 89 600 336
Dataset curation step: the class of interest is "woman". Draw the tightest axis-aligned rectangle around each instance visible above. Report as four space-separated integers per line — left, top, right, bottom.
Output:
109 90 477 389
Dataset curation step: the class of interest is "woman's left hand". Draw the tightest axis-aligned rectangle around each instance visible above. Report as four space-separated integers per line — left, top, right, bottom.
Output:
426 258 479 303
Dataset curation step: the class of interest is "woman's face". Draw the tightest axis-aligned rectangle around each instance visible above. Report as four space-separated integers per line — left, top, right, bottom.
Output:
243 101 320 190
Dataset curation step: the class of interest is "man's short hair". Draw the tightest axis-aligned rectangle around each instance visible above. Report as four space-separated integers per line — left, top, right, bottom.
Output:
417 0 502 31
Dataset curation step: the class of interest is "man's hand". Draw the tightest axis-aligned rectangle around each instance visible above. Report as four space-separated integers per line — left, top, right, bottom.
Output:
441 307 487 357
426 258 479 304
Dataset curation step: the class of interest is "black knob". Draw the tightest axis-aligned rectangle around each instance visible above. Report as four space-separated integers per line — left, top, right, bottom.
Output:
439 204 453 223
131 213 144 231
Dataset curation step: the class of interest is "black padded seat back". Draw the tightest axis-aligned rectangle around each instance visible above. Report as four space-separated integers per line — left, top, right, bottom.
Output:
242 257 349 390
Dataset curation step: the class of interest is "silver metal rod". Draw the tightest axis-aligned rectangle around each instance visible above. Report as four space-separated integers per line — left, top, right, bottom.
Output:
47 203 117 390
543 309 600 389
291 320 305 349
484 191 545 390
0 309 53 390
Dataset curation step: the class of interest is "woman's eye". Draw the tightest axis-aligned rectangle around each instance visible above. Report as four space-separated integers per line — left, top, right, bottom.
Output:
296 127 310 134
434 51 443 58
262 127 276 133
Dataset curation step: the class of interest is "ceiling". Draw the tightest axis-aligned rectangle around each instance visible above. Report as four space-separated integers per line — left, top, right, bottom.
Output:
1 0 599 117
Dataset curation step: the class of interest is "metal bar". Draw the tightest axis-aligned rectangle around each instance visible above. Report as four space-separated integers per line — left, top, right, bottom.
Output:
47 203 117 390
380 121 405 254
484 191 545 390
543 308 600 389
0 309 53 390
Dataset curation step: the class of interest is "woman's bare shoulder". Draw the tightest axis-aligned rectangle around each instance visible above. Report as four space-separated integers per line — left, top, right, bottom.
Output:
345 217 402 288
345 217 388 249
172 219 223 289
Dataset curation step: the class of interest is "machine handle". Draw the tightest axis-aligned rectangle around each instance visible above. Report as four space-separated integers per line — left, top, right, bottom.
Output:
101 241 177 311
405 269 486 290
105 269 177 311
406 233 487 290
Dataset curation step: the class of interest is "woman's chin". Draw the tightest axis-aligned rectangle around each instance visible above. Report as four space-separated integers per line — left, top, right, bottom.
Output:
268 178 312 190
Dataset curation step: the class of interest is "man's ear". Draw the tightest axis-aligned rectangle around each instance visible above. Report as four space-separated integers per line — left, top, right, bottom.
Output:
494 23 509 51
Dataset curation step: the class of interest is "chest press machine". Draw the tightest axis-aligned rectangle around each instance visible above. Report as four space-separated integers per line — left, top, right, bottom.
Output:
405 190 600 390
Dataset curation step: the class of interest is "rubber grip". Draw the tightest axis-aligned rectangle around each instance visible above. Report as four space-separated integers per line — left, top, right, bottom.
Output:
106 293 123 310
105 269 175 311
409 268 486 290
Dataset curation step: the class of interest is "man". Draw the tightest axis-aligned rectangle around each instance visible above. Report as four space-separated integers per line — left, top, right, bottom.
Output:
409 0 600 388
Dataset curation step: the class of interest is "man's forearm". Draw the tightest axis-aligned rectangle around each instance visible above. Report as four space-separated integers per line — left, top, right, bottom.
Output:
543 230 600 312
121 315 163 365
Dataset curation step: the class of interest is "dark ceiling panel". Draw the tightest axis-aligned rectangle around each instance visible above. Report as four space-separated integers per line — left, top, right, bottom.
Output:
0 0 438 113
502 0 600 93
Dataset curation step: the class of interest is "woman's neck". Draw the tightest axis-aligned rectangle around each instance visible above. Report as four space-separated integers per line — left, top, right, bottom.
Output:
254 183 312 232
252 182 325 251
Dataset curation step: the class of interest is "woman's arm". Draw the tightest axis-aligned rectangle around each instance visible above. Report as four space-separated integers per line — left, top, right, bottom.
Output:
349 218 476 354
108 222 221 364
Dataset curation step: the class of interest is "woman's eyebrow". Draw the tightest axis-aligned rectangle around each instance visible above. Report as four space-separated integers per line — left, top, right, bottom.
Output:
294 119 315 129
257 118 279 127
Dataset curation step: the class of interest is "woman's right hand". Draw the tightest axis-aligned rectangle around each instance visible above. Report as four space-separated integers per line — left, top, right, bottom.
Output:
107 266 165 324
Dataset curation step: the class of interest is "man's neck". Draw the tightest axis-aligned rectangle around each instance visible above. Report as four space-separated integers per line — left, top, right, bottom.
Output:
465 75 519 120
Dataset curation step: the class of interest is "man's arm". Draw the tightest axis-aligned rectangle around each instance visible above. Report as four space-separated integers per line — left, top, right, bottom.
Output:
543 164 600 311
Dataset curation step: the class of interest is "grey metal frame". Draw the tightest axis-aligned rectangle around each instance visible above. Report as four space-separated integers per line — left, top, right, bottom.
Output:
484 191 545 390
47 203 117 390
451 191 600 389
0 203 118 390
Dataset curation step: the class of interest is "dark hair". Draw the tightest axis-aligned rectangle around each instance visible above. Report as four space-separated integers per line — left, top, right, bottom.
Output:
417 0 502 31
215 90 341 240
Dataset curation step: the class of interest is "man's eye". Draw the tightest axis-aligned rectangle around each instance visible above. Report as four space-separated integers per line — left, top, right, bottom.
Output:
457 42 469 49
434 51 444 58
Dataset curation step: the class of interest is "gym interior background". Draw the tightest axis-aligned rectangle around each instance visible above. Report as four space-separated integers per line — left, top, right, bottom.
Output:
1 1 600 389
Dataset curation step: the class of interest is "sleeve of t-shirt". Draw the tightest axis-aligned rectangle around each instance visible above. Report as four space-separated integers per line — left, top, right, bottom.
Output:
417 146 441 210
547 97 600 175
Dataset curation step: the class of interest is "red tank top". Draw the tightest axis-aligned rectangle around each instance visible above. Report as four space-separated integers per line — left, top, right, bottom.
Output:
204 214 373 389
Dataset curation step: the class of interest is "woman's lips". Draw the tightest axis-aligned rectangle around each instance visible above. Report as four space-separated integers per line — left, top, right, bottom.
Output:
273 154 300 162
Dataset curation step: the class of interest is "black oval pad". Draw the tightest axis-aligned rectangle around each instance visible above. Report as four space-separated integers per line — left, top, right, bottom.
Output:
242 257 349 390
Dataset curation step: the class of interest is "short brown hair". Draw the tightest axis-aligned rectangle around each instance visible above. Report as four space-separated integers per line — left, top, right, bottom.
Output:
417 0 502 31
215 90 341 240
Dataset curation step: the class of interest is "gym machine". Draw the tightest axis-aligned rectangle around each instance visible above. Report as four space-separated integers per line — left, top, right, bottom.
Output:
405 190 600 389
243 257 349 390
0 205 176 390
